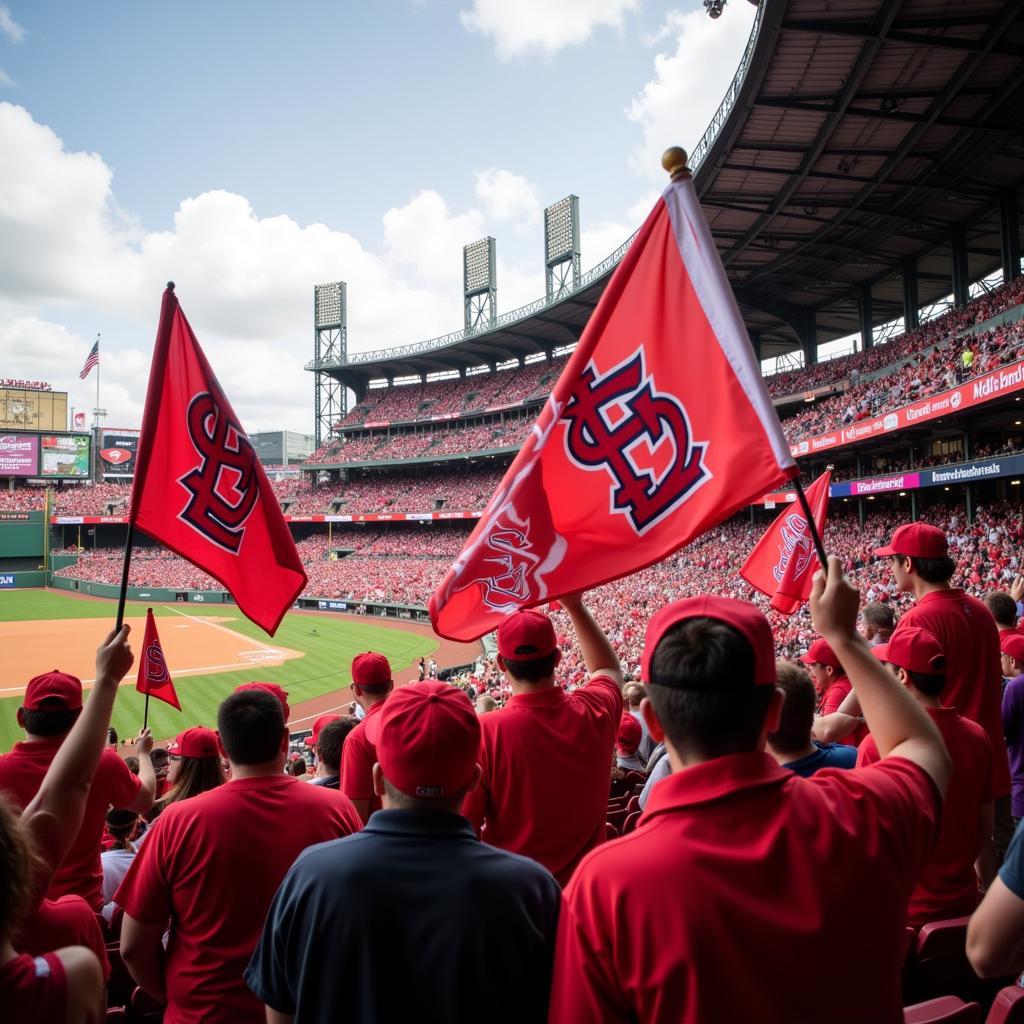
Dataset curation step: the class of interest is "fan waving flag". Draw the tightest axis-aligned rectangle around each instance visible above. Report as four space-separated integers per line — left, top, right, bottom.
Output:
136 608 180 710
429 163 797 641
741 470 832 615
130 285 307 635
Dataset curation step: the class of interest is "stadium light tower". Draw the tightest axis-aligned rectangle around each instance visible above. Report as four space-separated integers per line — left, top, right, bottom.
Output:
544 195 581 301
313 281 347 449
463 237 496 333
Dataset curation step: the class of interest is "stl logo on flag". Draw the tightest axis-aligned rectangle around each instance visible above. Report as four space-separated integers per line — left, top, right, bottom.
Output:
179 390 259 554
561 348 711 535
144 638 169 684
773 511 813 583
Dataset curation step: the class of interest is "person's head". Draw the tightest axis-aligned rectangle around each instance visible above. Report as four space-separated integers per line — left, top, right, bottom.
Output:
799 638 847 692
861 602 896 642
16 670 83 739
163 727 226 804
640 597 781 764
623 682 645 709
124 756 140 776
368 681 482 814
765 661 816 758
105 808 141 848
350 652 394 709
107 727 118 747
985 591 1019 631
289 757 307 777
316 718 356 775
475 693 498 716
496 610 561 686
150 747 170 780
304 714 341 753
1001 633 1024 680
875 627 947 699
235 682 290 722
0 794 40 944
874 523 955 593
616 713 642 759
218 689 288 769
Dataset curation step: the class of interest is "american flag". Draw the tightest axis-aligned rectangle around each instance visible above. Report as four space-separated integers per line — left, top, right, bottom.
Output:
79 340 99 380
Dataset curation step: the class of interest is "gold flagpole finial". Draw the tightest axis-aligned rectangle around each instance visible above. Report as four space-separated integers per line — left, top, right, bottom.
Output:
661 147 689 180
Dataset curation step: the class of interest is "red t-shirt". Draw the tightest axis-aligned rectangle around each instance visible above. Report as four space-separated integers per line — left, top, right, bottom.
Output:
19 895 110 981
462 674 621 886
896 588 1010 797
115 774 361 1024
0 739 143 910
341 700 385 817
818 677 851 715
858 707 992 926
549 752 938 1024
0 952 67 1023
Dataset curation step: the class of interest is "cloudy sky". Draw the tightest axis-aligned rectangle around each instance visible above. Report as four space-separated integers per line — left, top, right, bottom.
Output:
0 0 756 433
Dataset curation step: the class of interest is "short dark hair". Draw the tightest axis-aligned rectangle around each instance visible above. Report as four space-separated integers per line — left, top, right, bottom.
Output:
910 554 956 584
502 652 557 683
357 682 391 697
217 689 284 765
862 602 895 631
21 707 80 737
317 718 356 774
985 591 1018 628
124 756 140 775
905 668 946 699
646 617 774 759
767 662 815 754
289 758 307 777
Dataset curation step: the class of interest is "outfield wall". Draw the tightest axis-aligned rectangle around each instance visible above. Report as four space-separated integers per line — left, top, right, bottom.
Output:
0 571 47 588
50 576 230 605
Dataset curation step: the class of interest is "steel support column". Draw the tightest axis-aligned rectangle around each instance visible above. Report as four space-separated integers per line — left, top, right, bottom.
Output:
950 223 969 308
1001 187 1021 283
859 283 874 349
801 309 817 366
902 257 920 330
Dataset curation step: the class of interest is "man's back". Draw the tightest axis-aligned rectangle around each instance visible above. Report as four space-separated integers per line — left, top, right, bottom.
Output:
0 739 141 909
550 752 937 1024
463 674 620 885
899 589 1009 795
116 774 361 1024
246 810 560 1024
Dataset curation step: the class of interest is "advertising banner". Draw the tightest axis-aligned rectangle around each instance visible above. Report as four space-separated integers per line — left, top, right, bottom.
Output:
99 431 138 476
0 433 39 477
40 434 91 478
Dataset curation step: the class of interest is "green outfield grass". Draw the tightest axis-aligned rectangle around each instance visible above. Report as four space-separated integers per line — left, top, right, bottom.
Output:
0 590 437 753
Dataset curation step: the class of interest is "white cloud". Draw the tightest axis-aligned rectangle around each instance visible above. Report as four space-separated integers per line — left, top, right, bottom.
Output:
460 0 639 60
627 3 756 180
474 168 541 227
0 5 24 44
0 69 13 87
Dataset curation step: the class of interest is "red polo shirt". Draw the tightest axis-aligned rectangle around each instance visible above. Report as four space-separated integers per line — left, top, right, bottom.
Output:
341 700 385 817
462 674 621 886
858 707 992 926
819 677 851 715
896 588 1009 797
115 774 361 1024
549 752 938 1024
0 738 142 910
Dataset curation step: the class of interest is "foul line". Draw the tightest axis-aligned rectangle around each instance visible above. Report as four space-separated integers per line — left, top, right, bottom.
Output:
287 702 355 729
164 605 284 655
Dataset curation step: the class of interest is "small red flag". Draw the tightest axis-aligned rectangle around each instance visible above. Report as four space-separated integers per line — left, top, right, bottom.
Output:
130 287 307 635
429 171 796 641
741 470 832 615
136 608 180 710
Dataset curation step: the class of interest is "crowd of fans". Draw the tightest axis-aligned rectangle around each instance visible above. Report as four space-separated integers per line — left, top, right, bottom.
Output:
0 482 131 514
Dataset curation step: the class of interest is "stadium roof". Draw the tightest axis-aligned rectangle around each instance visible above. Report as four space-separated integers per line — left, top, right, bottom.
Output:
312 0 1024 394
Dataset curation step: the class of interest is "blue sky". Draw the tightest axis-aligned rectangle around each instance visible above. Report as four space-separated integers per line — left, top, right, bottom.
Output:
0 0 757 431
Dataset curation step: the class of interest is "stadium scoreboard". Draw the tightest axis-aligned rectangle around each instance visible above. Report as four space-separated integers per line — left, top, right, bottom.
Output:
0 385 67 432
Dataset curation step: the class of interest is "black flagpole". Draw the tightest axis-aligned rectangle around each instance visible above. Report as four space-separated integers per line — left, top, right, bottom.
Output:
792 476 829 576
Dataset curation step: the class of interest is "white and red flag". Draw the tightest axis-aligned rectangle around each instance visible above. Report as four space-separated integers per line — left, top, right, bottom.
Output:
429 170 797 641
130 286 307 635
136 608 180 710
741 470 831 615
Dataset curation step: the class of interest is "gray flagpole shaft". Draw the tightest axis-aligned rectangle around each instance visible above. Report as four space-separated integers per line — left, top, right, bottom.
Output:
793 477 829 575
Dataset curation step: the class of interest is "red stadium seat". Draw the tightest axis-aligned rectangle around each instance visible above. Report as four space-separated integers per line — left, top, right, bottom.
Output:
622 811 642 835
623 770 646 789
903 996 981 1023
605 822 619 840
626 795 641 815
127 987 166 1023
606 808 628 831
106 1010 127 1023
986 986 1024 1024
907 917 986 1006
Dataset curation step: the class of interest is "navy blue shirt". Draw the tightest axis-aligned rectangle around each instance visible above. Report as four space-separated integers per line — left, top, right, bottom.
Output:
245 809 560 1024
783 742 858 778
1000 817 1024 899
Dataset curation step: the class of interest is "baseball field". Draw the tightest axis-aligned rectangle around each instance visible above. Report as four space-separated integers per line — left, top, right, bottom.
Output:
0 590 464 753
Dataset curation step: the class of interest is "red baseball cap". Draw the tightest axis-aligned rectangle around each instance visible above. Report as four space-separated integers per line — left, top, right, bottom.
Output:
642 596 776 687
497 609 557 661
352 652 392 687
304 713 342 748
234 682 290 722
168 726 220 759
873 523 948 559
23 670 83 711
366 682 480 799
616 713 642 755
873 627 946 675
1000 633 1024 664
800 638 842 672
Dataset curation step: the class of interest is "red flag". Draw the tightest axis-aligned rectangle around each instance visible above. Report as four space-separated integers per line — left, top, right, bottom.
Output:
130 286 307 635
429 172 796 641
740 470 831 615
136 608 180 710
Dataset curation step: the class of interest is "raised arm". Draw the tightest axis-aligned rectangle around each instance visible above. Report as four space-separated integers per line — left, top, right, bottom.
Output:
559 593 622 686
810 558 950 796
